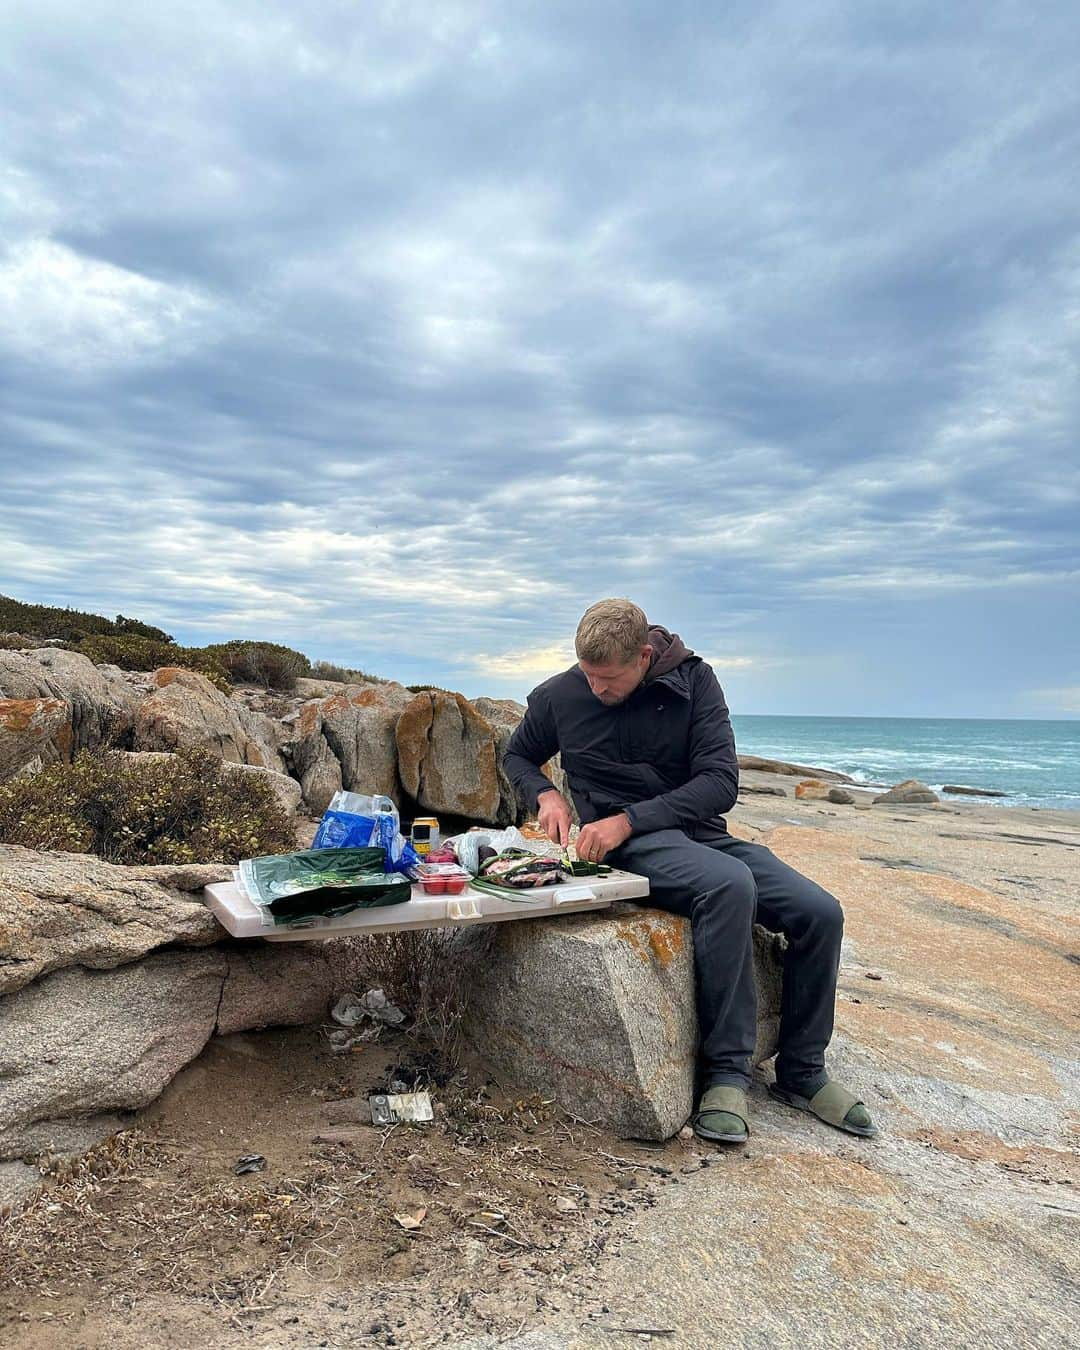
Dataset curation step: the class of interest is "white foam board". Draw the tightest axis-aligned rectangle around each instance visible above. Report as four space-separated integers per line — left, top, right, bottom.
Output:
202 869 650 942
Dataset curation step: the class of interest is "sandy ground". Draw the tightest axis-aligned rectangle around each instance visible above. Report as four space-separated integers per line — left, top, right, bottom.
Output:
2 777 1077 1348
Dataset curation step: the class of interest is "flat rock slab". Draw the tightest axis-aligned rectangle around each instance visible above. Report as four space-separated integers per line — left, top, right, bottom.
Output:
458 906 784 1140
0 844 229 995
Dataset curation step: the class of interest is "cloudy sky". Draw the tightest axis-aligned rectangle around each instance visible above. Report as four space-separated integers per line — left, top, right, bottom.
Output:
1 1 1077 718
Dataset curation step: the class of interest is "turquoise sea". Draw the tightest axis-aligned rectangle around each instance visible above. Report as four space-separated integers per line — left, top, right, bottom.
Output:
730 716 1080 812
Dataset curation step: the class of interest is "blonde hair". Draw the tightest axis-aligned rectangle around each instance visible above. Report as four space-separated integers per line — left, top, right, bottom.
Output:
575 598 649 665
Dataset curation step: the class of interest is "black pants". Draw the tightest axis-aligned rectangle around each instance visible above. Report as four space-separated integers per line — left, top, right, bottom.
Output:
612 828 844 1090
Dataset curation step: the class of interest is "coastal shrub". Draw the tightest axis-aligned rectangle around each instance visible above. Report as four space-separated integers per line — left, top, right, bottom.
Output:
405 684 457 696
310 661 350 683
311 660 387 685
0 596 114 644
0 596 173 645
0 748 295 864
203 640 311 691
113 614 173 642
0 632 38 650
74 634 231 688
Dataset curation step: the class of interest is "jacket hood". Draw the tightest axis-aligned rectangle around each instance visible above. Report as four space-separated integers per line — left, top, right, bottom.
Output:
644 625 693 683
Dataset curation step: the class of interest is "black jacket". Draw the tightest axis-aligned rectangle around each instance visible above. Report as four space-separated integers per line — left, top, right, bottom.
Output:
503 627 739 837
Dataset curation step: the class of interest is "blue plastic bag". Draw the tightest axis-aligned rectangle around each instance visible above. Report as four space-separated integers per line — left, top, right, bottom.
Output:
311 802 420 874
311 809 376 851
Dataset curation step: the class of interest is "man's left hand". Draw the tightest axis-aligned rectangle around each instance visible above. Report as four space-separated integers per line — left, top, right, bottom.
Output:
575 813 632 863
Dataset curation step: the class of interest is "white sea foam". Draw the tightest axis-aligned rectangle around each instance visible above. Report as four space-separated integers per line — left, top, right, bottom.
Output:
732 714 1080 811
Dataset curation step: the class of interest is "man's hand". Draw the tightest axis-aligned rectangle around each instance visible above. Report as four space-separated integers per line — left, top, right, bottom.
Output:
537 789 573 847
576 813 632 863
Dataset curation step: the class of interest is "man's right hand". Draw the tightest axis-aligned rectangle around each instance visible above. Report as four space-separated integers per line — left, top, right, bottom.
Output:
537 789 573 847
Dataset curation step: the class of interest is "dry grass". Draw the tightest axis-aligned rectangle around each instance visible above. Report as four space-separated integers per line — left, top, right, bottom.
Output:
0 1038 677 1346
353 928 483 1068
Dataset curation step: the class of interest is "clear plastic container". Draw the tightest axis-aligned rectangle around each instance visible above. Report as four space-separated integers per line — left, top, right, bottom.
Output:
414 862 470 895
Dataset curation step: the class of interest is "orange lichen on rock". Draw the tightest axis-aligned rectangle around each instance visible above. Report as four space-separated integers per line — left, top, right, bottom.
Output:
0 698 67 735
297 700 323 739
764 822 1080 1045
909 1128 1080 1181
0 697 72 773
647 916 685 966
615 914 686 969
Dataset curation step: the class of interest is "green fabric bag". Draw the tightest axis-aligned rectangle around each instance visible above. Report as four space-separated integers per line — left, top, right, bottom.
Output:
239 846 411 926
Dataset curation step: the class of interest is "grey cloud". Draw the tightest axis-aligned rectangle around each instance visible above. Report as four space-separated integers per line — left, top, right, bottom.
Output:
1 1 1077 712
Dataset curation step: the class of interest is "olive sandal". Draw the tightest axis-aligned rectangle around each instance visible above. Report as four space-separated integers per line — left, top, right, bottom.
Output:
768 1080 879 1139
691 1084 750 1144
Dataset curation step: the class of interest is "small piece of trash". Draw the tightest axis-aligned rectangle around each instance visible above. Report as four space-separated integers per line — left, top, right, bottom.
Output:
332 988 406 1028
394 1206 427 1230
864 971 883 981
553 1195 578 1213
327 1028 372 1054
233 1153 267 1175
369 1091 434 1126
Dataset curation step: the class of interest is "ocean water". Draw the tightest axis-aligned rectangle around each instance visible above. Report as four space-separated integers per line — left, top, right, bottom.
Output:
730 715 1080 812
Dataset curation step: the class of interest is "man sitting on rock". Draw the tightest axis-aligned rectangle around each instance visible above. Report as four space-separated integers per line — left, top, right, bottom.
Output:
503 598 877 1144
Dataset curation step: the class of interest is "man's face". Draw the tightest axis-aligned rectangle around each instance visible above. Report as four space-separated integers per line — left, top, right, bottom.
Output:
578 647 652 706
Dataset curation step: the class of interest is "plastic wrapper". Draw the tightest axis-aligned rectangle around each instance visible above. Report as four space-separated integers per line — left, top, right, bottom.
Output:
237 846 411 926
477 848 565 889
444 826 555 876
311 792 419 873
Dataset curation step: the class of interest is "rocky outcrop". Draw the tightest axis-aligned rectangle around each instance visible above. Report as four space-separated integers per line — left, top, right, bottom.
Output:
0 843 367 1167
284 681 413 812
0 844 227 995
471 696 527 826
0 650 139 775
739 755 852 783
472 696 572 825
292 676 347 700
132 668 285 772
0 940 362 1162
795 778 833 801
397 690 504 823
873 778 939 805
458 907 784 1140
827 787 856 805
0 654 553 828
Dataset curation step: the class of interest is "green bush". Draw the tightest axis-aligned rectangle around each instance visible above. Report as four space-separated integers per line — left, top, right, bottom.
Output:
310 660 386 685
75 634 231 688
113 614 173 642
203 640 311 691
0 632 38 650
0 748 295 864
0 595 115 644
0 596 174 645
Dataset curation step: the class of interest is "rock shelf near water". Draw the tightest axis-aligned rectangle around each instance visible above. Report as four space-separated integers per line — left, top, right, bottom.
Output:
1 743 1077 1345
